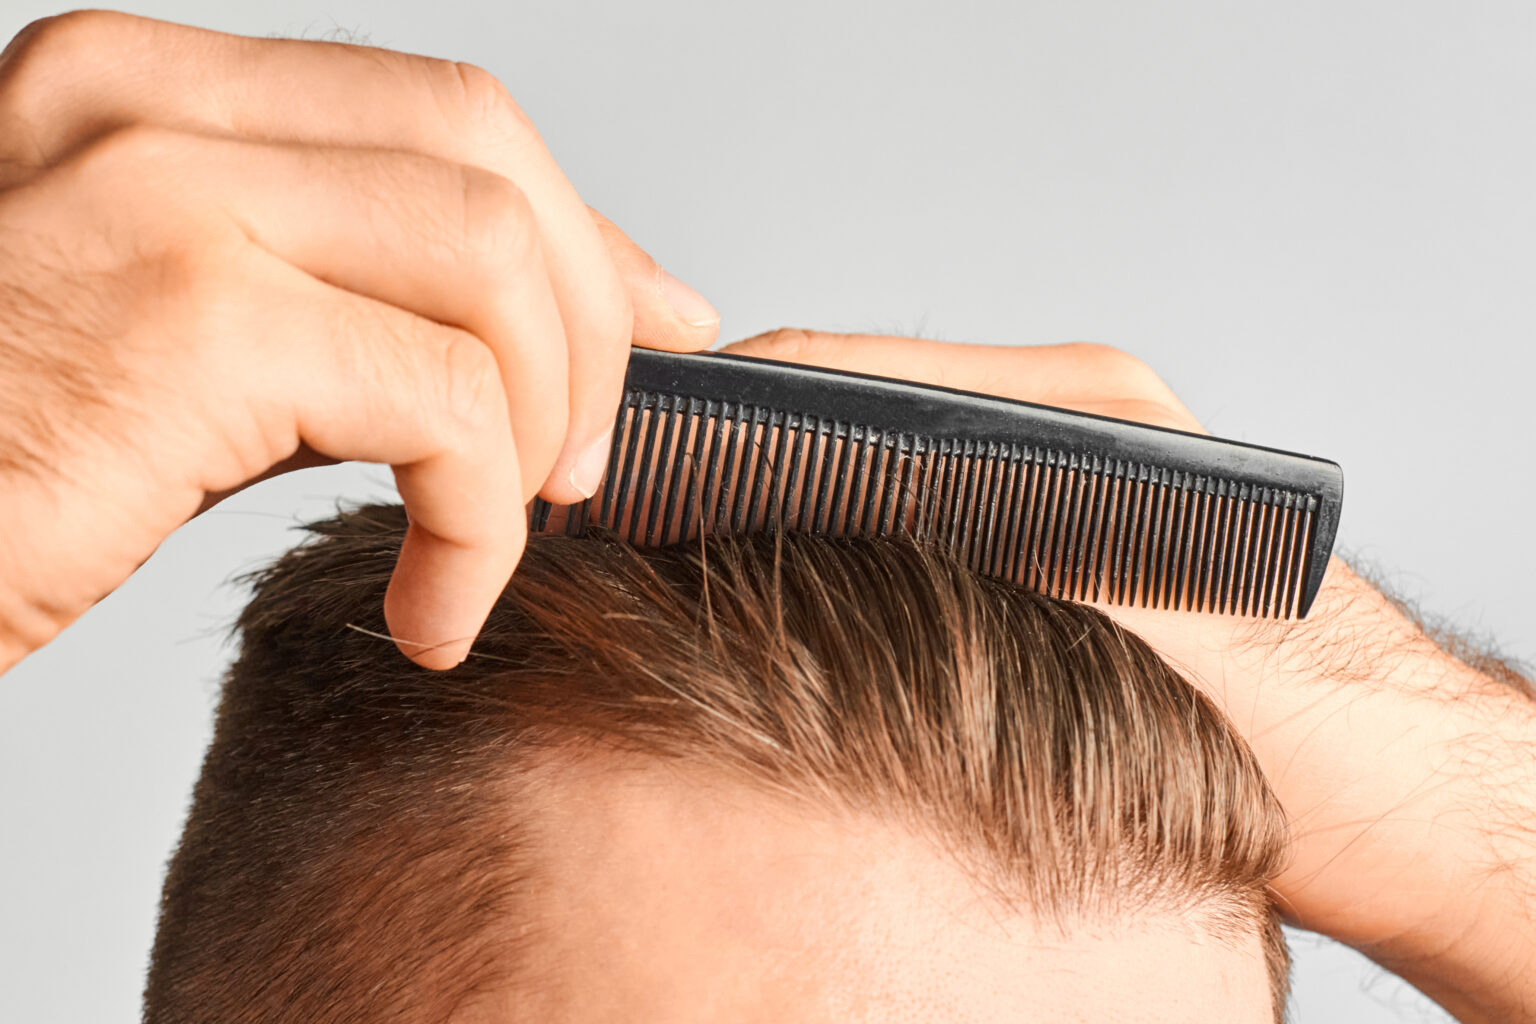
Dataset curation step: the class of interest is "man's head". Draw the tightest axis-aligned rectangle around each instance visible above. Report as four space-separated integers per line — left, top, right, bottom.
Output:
145 503 1292 1023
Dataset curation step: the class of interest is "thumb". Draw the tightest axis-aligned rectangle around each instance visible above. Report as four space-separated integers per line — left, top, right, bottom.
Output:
587 206 720 351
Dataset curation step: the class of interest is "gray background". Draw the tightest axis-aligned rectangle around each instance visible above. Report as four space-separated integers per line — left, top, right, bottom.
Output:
1 1 1530 1021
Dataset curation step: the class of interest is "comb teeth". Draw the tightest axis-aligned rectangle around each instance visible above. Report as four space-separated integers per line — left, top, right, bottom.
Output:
531 387 1330 620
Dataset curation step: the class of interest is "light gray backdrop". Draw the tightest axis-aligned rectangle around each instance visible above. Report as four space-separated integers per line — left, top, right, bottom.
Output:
2 1 1530 1021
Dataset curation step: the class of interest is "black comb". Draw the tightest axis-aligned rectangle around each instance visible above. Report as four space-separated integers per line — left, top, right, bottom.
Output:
530 349 1343 618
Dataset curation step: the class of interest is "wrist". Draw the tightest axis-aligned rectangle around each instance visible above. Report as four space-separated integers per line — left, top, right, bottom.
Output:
1245 561 1536 937
1367 848 1536 1024
1098 558 1536 1021
1254 565 1536 1022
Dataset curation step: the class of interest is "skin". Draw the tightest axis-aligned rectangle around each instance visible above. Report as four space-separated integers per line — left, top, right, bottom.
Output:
719 329 1536 1024
0 10 720 671
459 756 1274 1024
0 12 1531 1023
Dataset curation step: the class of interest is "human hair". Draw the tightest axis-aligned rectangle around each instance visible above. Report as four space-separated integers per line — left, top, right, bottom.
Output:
143 501 1292 1023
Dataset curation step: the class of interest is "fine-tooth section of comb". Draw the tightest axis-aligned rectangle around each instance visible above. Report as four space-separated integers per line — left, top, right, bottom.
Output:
529 349 1345 619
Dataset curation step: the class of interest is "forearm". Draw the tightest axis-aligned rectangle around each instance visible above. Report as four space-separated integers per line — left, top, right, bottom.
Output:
1278 561 1535 1024
1101 558 1536 1023
1284 601 1536 1024
728 329 1536 1019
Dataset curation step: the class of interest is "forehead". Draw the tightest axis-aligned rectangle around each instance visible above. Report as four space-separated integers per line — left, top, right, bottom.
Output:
469 756 1272 1024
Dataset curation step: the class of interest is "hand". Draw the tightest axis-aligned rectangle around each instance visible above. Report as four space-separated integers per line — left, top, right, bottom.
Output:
0 11 721 673
723 328 1536 1024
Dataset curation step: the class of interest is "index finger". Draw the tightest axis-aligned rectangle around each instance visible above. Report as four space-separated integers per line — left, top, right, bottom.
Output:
719 329 1207 434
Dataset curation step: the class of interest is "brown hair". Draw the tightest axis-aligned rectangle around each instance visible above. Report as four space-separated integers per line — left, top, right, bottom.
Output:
144 502 1292 1023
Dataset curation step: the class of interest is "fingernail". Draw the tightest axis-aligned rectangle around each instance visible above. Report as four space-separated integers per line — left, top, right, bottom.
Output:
658 267 720 328
443 638 473 669
568 429 613 499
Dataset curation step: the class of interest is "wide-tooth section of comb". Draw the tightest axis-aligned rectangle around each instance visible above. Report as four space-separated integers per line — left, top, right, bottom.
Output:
529 350 1344 619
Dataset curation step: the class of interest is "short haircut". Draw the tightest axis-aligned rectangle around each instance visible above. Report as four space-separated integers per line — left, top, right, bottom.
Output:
144 502 1292 1023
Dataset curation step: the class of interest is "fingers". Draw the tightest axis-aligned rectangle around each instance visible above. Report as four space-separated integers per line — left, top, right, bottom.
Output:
722 328 976 387
232 250 525 670
0 13 724 671
721 329 1207 433
587 206 720 351
123 128 572 502
0 10 640 503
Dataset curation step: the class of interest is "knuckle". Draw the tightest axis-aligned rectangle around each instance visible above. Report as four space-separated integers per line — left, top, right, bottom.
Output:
153 243 247 342
0 13 97 126
71 123 188 183
753 327 824 361
457 167 538 266
0 11 134 101
439 333 504 432
1 10 127 73
0 18 57 82
112 241 251 387
443 60 537 143
1067 341 1163 390
1063 340 1131 364
0 11 145 174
